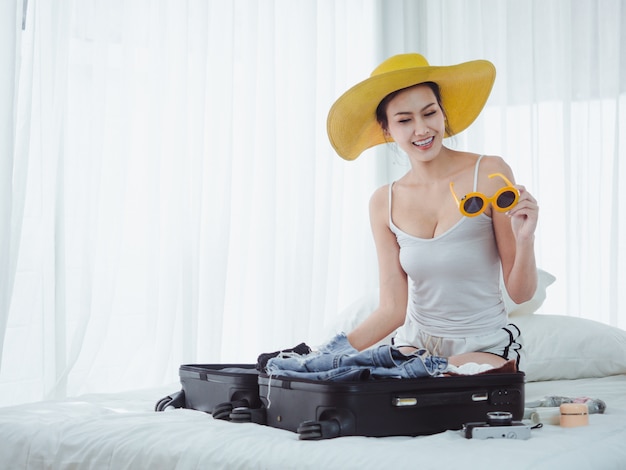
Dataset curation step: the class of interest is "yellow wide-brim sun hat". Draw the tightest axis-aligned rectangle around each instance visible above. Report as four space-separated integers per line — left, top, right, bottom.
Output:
327 53 496 161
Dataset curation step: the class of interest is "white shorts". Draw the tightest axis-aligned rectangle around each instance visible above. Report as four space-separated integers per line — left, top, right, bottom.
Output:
392 322 522 367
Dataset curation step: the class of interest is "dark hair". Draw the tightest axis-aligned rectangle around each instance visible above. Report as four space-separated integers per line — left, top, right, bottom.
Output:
375 81 453 136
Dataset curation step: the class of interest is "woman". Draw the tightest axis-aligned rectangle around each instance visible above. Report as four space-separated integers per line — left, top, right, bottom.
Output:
327 53 539 370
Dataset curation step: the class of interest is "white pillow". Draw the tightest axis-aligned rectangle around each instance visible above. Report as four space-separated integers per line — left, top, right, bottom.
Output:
503 268 556 317
515 314 626 381
324 289 389 345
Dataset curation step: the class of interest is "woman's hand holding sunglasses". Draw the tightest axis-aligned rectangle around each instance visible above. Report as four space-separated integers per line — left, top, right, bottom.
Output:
450 173 538 241
506 184 539 243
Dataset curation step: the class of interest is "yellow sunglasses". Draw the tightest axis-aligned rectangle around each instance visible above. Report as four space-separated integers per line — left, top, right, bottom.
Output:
449 173 519 217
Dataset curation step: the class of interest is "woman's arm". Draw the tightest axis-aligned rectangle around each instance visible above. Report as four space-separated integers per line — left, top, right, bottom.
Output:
489 159 539 304
346 185 408 351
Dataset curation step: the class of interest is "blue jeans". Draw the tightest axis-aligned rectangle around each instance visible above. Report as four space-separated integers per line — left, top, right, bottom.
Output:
265 333 449 381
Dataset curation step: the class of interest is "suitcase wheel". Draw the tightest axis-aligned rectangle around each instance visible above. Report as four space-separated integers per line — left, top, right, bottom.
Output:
297 419 341 440
155 390 185 412
213 399 249 420
229 406 267 425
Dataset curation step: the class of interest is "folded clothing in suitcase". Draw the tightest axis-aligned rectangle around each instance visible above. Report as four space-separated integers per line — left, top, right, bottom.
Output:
155 364 262 421
257 371 525 439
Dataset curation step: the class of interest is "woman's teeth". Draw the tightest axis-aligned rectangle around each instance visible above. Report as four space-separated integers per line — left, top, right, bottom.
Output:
413 137 434 147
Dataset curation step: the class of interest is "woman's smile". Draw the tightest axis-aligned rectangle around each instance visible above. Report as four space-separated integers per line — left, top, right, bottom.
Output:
413 136 435 149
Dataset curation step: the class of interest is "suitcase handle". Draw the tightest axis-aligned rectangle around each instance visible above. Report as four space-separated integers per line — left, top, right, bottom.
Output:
392 389 520 408
392 390 490 408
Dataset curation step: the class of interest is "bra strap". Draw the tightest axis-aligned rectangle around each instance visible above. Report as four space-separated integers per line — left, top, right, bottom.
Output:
473 155 485 191
388 182 394 226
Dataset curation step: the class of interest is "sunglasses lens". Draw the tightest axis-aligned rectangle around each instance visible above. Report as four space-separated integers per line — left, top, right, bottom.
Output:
463 196 484 214
496 191 516 209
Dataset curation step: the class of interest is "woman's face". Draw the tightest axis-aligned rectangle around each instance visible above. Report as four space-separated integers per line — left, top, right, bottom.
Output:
384 84 446 161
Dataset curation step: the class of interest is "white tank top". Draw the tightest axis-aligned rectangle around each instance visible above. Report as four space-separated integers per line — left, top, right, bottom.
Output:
388 156 507 337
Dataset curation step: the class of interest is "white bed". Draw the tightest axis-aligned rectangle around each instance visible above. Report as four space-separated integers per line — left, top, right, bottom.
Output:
0 374 625 470
2 272 626 469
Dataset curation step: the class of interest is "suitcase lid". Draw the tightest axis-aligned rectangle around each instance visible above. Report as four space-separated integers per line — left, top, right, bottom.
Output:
180 364 259 380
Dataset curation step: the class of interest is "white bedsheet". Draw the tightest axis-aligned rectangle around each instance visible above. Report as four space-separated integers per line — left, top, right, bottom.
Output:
1 375 626 470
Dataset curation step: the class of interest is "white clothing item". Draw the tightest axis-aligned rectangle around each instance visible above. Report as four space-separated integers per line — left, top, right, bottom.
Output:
445 362 495 375
389 155 508 339
393 320 522 362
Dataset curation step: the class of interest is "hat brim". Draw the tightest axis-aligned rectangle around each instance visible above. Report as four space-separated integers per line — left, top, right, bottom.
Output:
327 60 496 161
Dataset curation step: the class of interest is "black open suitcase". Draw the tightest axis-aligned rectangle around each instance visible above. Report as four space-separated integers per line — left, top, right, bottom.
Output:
155 364 264 422
255 371 525 439
156 363 525 440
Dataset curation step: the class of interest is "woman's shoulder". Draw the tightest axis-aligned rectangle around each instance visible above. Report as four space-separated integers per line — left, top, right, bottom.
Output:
476 154 514 177
369 183 390 208
448 151 510 175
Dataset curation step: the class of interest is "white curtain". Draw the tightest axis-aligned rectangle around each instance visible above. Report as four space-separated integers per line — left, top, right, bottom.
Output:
1 0 624 406
0 0 382 405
